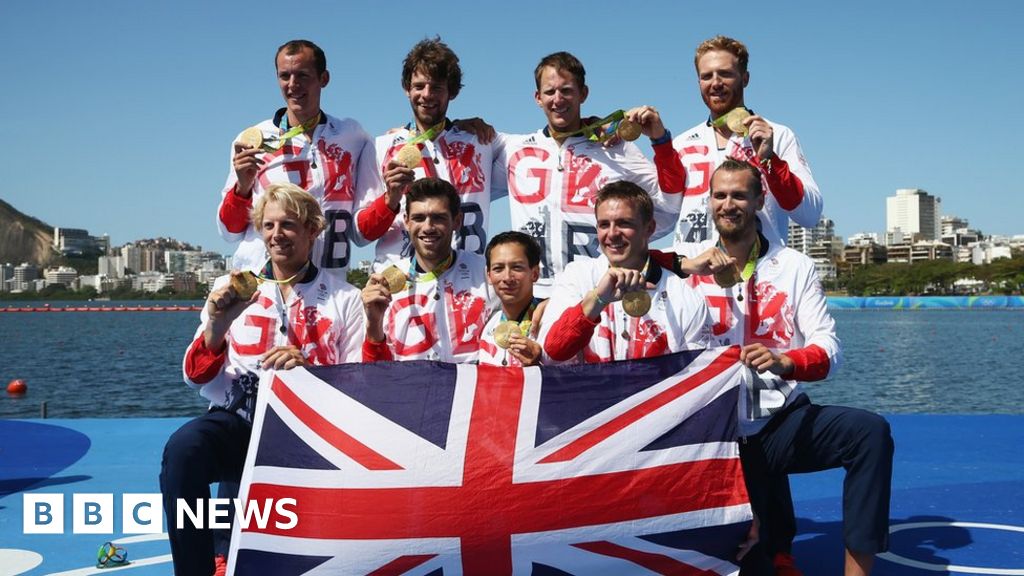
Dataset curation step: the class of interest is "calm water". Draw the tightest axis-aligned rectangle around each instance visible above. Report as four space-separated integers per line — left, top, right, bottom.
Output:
0 305 1021 419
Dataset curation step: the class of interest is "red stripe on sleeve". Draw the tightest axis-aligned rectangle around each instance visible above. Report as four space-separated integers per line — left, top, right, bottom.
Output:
219 186 254 234
357 194 400 242
543 303 599 362
785 344 830 381
653 141 685 194
184 335 227 384
764 155 805 211
362 338 394 362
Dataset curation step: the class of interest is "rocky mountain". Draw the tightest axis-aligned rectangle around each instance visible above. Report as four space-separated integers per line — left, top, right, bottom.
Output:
0 198 57 267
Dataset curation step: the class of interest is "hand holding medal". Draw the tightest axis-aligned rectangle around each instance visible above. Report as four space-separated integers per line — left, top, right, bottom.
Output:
495 320 542 366
621 105 669 144
714 264 741 288
229 270 260 300
714 236 760 291
493 321 522 350
381 265 409 294
394 119 447 169
394 144 423 169
713 107 752 136
550 109 643 144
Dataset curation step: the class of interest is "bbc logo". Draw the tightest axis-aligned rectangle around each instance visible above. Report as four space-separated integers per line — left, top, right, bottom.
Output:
23 494 163 535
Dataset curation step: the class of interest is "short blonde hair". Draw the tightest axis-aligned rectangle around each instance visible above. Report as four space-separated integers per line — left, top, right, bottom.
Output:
251 183 326 236
694 35 749 74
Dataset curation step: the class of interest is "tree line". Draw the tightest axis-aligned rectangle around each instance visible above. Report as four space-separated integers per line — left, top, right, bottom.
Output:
838 256 1024 296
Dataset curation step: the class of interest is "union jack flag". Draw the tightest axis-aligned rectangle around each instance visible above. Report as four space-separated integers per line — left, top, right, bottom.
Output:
228 346 752 575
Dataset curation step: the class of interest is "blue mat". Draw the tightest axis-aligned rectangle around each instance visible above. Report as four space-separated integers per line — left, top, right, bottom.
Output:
1 416 1021 575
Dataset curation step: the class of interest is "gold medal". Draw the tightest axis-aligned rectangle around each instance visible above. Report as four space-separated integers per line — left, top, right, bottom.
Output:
720 107 752 136
616 119 642 142
714 265 740 288
621 290 651 317
494 320 521 349
381 265 408 294
230 271 260 300
395 144 422 169
238 127 264 149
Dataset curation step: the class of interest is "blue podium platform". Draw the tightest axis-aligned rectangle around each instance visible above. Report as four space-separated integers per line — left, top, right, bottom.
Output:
1 415 1022 575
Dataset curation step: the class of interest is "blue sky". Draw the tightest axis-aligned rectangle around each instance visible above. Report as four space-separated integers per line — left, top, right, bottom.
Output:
2 0 1021 263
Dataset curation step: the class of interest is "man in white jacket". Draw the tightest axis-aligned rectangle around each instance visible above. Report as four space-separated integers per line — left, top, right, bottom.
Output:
663 35 822 247
660 159 892 576
163 183 364 575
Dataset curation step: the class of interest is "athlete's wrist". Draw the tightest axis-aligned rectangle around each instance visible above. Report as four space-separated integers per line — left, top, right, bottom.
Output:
650 129 672 147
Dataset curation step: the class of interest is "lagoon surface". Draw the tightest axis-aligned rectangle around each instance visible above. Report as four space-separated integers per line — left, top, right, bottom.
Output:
0 306 1021 419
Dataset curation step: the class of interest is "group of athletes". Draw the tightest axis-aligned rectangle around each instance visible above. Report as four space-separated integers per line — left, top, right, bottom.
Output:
158 35 894 576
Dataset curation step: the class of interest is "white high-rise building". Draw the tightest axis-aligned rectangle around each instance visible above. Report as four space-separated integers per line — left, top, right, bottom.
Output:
98 255 125 278
44 266 79 287
121 244 142 275
886 188 941 245
788 216 841 280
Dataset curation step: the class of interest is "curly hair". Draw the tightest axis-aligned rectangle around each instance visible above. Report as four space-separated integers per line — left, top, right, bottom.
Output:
402 36 463 99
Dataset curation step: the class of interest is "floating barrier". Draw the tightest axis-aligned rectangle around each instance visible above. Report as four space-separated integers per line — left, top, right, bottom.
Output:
827 296 1024 310
0 305 201 313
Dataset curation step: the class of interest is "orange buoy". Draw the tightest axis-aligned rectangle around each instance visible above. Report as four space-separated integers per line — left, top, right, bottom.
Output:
7 379 27 395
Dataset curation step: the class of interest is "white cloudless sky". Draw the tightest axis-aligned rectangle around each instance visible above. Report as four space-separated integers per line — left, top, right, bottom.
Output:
2 0 1021 264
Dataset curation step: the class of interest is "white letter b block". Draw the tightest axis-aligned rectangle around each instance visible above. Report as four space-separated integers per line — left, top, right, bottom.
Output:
73 494 113 534
24 494 64 534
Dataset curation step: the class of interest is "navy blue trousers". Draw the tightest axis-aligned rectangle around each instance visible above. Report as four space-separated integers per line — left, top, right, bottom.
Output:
159 409 251 576
739 396 894 558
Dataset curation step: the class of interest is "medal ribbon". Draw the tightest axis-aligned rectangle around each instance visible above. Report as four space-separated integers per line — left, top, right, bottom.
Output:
740 236 760 281
550 109 627 142
409 252 454 284
262 111 323 151
406 119 447 146
500 297 541 335
256 259 312 285
717 236 760 282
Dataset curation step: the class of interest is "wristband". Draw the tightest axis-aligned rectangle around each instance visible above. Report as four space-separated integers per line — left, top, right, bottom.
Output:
650 130 672 146
673 255 690 278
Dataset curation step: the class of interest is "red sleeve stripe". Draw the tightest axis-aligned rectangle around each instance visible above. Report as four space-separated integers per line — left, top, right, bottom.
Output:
652 141 685 194
786 344 830 381
219 186 253 234
357 194 400 242
764 156 805 211
362 338 394 363
543 303 599 362
184 335 227 384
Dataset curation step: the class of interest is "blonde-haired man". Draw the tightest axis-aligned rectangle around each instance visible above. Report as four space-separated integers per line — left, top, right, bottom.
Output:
162 183 364 575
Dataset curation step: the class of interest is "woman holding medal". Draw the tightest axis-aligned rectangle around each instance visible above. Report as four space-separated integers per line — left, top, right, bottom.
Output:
479 232 548 367
161 183 364 576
